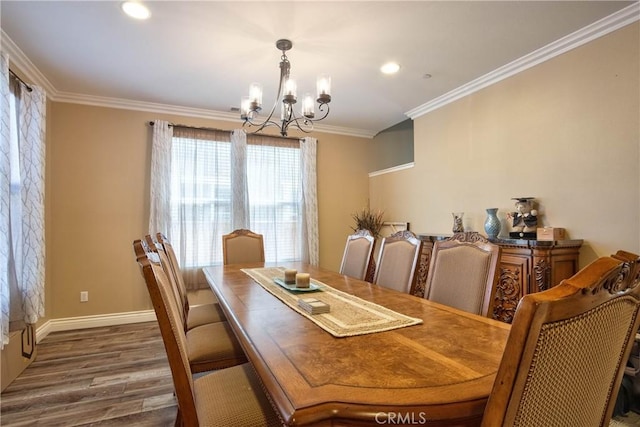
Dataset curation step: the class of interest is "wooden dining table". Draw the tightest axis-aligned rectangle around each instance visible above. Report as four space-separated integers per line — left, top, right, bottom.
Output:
203 262 511 426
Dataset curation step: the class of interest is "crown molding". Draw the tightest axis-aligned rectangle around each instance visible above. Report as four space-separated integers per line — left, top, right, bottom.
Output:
1 29 58 96
55 90 244 121
406 2 640 120
53 91 376 138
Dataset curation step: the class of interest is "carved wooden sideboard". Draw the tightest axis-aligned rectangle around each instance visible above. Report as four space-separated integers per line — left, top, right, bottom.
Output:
414 234 583 323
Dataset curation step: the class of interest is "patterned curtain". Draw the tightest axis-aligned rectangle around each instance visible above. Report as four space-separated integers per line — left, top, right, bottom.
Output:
0 53 47 348
15 73 46 327
230 129 249 230
149 120 173 235
0 53 11 347
301 137 319 265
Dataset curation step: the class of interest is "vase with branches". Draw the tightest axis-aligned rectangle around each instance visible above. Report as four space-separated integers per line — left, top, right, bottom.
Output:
351 208 385 239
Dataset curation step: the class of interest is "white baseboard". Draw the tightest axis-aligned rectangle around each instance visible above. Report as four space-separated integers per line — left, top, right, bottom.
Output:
36 310 157 343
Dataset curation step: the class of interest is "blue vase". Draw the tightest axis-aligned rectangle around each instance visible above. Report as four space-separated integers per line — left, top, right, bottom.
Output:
484 208 501 239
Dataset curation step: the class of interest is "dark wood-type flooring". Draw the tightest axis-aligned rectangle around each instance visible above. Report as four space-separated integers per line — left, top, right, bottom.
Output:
1 322 177 426
2 320 639 426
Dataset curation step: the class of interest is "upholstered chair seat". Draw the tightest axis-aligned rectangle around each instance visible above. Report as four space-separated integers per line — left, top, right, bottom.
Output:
185 321 246 372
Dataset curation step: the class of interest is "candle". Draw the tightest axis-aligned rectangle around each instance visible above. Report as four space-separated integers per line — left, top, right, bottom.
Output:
296 273 310 288
284 269 297 284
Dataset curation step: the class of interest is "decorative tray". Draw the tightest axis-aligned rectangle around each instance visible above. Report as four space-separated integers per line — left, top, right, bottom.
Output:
273 278 322 292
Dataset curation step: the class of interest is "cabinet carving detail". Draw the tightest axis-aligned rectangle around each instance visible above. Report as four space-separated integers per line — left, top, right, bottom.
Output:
533 259 551 291
492 267 520 323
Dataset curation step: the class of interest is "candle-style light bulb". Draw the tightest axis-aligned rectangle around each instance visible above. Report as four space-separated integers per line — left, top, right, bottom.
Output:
249 83 263 111
316 75 331 103
302 93 314 118
240 96 250 120
283 77 297 104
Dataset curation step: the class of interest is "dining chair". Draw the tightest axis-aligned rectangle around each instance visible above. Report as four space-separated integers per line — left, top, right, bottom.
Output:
481 254 640 427
134 240 282 427
154 233 226 330
222 229 265 265
423 231 501 316
373 230 423 294
134 239 247 373
339 229 375 280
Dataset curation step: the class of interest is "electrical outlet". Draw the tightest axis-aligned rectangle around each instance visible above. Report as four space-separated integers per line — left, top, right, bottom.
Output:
80 291 88 302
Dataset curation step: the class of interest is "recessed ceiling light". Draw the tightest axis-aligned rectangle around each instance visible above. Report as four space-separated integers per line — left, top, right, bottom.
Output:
121 1 150 20
380 62 400 75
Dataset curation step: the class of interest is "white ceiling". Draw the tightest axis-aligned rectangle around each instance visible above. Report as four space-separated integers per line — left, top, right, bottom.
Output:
1 1 637 137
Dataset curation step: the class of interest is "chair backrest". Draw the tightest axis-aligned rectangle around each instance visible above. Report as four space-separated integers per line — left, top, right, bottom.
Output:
133 239 200 425
423 232 501 316
144 234 189 330
481 255 640 427
373 230 422 294
222 229 265 265
155 232 190 318
339 229 375 280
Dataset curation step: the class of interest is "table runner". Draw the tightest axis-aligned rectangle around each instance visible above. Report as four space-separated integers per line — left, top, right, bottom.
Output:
242 267 423 338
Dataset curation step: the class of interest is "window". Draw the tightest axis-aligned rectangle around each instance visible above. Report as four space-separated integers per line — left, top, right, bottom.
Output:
169 127 302 268
247 140 302 262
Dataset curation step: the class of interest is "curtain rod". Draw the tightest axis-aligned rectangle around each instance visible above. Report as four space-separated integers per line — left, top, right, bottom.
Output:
9 69 33 92
149 121 228 133
148 121 301 142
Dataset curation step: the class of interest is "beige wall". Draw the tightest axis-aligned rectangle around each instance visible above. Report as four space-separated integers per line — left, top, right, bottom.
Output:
370 23 640 267
46 104 370 319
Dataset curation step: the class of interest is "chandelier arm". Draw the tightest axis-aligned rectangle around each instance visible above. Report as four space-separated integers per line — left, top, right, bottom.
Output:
309 103 330 122
284 113 313 134
243 117 282 133
244 55 290 135
289 120 313 134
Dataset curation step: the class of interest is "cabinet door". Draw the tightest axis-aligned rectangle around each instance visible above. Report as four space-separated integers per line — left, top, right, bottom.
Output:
492 254 529 323
531 247 580 293
550 251 581 288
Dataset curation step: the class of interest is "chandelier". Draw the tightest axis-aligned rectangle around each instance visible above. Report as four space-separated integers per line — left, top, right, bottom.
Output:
240 39 332 137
